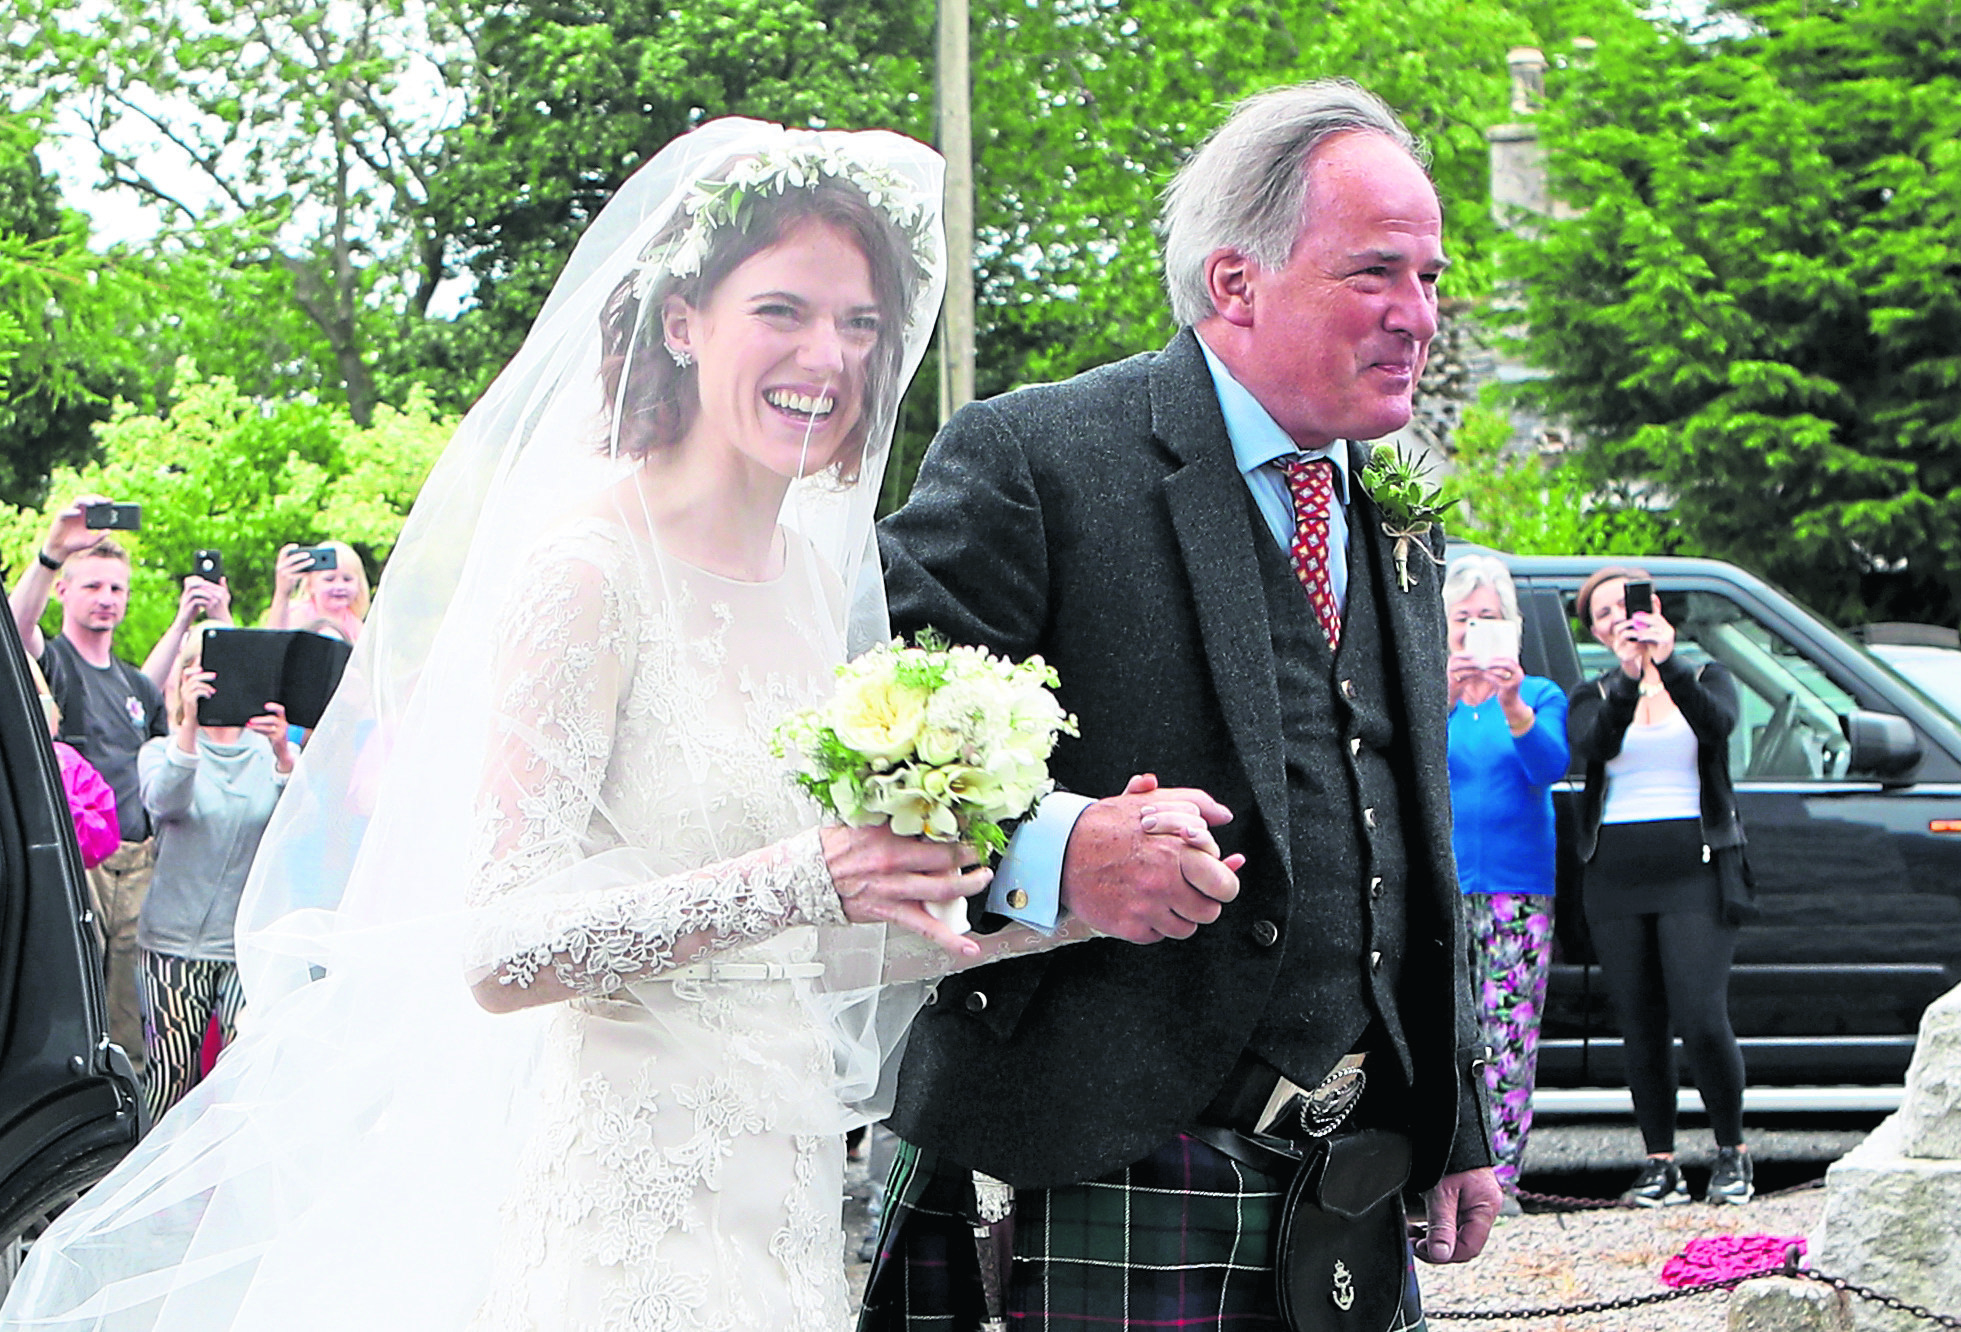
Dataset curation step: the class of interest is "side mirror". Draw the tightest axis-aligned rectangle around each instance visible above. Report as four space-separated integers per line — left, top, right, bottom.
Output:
1843 709 1921 782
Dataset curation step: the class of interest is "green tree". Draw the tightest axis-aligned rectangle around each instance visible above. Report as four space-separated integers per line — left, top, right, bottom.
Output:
0 372 452 655
13 0 463 425
1449 396 1673 555
1512 0 1961 626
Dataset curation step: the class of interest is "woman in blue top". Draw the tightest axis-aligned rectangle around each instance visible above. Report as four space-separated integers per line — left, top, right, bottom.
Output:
1443 555 1570 1201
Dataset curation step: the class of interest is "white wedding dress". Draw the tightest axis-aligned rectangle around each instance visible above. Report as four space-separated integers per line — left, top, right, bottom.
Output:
463 519 1085 1331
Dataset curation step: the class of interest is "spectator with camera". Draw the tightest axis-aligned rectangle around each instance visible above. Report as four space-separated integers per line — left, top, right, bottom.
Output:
1443 554 1569 1209
8 495 230 1069
269 542 368 642
1570 566 1754 1207
138 631 292 1118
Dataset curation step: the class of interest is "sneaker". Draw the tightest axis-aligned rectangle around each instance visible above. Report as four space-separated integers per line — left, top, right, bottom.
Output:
1621 1157 1691 1207
1707 1146 1755 1205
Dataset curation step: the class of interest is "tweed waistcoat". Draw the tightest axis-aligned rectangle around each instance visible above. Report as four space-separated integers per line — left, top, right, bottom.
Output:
1245 500 1414 1088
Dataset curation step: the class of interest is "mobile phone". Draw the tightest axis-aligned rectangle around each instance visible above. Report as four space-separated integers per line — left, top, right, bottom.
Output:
193 549 224 581
83 502 141 531
1623 580 1654 616
297 545 338 572
1463 618 1521 667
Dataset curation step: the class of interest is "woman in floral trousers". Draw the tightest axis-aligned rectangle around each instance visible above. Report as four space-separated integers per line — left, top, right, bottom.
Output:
1443 556 1571 1199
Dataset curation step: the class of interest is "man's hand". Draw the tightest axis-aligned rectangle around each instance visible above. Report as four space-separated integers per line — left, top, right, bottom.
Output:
44 494 111 563
1059 774 1244 943
1416 1167 1501 1264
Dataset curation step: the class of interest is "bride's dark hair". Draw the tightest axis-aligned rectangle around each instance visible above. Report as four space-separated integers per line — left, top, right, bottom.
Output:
599 170 923 477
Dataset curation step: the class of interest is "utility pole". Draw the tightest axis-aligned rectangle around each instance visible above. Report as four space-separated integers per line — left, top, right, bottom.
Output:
936 0 975 422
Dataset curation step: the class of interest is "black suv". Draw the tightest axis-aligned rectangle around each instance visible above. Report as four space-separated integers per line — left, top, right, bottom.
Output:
1488 553 1961 1109
0 614 143 1292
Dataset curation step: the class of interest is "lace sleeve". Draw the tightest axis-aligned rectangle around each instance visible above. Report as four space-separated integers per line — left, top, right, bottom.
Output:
464 535 848 1005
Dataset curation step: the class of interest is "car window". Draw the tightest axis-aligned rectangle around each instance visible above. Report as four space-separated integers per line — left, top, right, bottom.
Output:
1569 588 1855 781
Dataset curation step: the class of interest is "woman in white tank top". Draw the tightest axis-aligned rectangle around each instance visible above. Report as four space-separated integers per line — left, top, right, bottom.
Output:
1567 567 1753 1209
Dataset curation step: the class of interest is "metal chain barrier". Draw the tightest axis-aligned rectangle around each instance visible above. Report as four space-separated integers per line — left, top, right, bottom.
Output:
1513 1175 1824 1213
1429 1241 1961 1328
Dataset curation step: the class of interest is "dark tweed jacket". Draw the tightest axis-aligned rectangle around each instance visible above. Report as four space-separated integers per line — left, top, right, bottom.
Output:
878 329 1490 1191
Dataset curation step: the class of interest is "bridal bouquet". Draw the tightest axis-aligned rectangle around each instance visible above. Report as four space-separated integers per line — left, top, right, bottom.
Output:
775 632 1078 926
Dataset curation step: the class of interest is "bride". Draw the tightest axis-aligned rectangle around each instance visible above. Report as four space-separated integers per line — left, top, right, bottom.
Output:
0 122 1174 1332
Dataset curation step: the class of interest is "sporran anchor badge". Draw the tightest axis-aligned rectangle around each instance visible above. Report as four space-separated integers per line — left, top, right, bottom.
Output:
1331 1259 1356 1311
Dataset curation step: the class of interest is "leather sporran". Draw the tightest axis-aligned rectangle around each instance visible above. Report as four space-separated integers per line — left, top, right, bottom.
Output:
1273 1130 1413 1332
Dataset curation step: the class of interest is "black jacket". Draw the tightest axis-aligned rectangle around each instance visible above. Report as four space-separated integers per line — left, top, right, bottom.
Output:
876 329 1486 1190
1567 652 1745 862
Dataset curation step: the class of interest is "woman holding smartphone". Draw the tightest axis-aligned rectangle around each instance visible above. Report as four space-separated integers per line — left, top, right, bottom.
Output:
1570 566 1753 1207
1443 555 1569 1207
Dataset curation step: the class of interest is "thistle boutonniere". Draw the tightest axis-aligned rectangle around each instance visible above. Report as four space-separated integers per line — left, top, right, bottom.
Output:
1361 443 1460 592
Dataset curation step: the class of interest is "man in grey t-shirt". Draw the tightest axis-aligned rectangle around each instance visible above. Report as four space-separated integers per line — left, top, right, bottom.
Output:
9 497 229 1070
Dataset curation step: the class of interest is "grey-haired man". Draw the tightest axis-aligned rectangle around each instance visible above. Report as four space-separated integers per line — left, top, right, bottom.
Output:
864 79 1498 1331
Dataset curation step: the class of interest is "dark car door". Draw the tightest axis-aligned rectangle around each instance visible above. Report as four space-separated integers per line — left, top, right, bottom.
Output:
1515 564 1961 1092
0 615 141 1285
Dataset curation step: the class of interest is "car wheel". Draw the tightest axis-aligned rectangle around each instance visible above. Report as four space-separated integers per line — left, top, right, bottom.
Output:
0 1144 128 1304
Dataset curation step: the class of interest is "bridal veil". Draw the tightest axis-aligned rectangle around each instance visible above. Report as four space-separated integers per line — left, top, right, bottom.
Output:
1 119 946 1330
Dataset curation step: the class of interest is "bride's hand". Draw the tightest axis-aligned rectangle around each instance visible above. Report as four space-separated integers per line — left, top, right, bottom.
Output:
820 824 988 960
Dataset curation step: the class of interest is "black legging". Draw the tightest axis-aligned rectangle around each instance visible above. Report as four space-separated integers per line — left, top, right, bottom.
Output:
1587 909 1747 1153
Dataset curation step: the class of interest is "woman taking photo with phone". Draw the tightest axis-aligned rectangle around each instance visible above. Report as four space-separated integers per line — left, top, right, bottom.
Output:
1570 566 1753 1207
268 541 369 642
1443 555 1569 1207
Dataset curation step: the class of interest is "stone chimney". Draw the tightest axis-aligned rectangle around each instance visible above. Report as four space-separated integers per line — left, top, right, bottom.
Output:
1488 47 1550 225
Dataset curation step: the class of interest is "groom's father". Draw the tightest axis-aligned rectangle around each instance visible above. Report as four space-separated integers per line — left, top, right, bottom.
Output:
863 80 1498 1330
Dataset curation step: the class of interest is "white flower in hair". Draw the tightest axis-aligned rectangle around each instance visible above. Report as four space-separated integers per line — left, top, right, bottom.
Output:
628 141 939 304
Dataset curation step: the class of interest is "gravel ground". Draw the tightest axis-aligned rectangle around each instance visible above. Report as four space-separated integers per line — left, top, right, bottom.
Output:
1417 1186 1826 1331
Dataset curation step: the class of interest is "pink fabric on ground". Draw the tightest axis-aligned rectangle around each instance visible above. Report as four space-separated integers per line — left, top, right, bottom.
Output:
1661 1234 1807 1287
54 740 121 869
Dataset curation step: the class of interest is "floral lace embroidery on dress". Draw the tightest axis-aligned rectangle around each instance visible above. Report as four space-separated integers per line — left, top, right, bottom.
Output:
465 520 856 1331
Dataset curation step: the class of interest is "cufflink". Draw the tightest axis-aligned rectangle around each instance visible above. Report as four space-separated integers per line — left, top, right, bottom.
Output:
1006 888 1029 910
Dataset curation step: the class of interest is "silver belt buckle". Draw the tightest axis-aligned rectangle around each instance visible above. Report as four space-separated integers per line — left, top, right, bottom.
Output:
1255 1053 1367 1139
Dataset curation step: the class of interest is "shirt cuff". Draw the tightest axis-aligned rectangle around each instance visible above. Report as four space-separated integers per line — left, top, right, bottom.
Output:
988 791 1094 934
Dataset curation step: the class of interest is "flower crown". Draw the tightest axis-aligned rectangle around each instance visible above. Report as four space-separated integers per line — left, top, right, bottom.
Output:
631 143 937 302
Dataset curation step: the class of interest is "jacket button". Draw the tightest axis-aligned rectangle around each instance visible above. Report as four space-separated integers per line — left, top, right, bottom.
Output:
1362 807 1376 831
923 986 939 1007
1370 876 1384 899
964 991 988 1014
1251 919 1280 947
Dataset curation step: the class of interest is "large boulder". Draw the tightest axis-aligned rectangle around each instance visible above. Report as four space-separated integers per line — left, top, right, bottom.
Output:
1731 983 1961 1332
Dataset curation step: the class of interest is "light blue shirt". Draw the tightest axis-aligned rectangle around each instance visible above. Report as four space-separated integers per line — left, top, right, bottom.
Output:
986 335 1353 930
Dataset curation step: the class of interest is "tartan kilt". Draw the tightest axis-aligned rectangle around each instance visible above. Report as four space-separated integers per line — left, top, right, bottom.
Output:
860 1131 1427 1332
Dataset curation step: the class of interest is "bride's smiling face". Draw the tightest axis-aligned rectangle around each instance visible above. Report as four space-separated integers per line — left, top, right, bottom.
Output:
666 218 881 480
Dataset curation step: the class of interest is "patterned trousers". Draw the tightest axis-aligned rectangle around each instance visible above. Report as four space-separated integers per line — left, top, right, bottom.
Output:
138 950 245 1121
861 1132 1426 1331
86 838 155 1075
1463 892 1555 1189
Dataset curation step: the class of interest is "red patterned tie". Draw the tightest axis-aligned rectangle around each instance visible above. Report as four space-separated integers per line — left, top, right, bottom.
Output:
1282 456 1342 650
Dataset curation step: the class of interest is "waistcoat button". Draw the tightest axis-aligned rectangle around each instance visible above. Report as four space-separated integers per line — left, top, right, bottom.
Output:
1370 950 1383 971
1340 679 1358 699
1348 737 1362 758
1370 876 1384 899
965 991 988 1014
1362 807 1376 831
1251 919 1280 947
